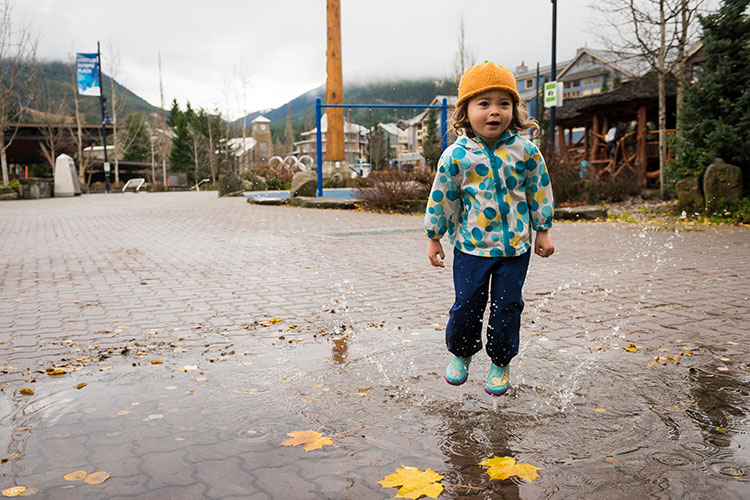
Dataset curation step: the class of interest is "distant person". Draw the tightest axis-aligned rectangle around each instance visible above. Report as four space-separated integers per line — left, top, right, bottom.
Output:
607 123 625 157
424 61 555 396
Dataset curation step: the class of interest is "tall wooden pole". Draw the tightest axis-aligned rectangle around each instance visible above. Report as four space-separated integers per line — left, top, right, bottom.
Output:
326 0 344 162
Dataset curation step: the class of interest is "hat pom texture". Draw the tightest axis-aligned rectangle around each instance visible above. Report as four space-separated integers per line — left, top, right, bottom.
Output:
457 61 520 107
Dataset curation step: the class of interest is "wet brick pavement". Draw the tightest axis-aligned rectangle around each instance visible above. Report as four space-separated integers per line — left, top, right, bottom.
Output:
1 192 749 499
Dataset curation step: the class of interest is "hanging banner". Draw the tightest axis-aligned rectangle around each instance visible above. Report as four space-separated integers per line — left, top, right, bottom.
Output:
76 53 101 96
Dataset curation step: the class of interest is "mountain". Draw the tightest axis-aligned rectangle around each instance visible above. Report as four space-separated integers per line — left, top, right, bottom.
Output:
13 60 158 124
238 79 458 137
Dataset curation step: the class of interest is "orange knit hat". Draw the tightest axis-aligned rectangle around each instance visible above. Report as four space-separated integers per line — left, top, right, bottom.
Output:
457 61 521 106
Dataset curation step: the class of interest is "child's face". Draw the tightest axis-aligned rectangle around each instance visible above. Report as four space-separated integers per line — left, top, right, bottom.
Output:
467 89 514 148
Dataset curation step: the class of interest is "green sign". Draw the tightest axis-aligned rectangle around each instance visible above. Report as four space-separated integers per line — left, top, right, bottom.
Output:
544 81 562 108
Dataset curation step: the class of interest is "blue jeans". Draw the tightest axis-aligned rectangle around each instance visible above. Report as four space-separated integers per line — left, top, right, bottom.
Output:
446 247 531 366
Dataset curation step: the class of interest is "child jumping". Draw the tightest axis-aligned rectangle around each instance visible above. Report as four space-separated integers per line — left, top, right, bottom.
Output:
425 61 555 396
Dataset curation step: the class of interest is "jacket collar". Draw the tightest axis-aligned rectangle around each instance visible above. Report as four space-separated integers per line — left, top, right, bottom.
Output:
461 130 518 151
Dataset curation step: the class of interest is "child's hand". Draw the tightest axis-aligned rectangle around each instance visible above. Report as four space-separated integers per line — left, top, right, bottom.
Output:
534 230 555 258
427 239 445 267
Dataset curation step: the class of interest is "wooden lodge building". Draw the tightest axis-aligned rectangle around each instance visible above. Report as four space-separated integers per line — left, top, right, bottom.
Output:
553 71 678 188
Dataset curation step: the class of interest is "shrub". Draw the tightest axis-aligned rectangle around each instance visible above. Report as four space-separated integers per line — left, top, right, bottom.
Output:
355 169 431 212
8 179 20 192
266 177 285 190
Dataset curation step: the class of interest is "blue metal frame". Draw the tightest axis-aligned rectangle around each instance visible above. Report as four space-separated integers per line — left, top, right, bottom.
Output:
314 97 449 197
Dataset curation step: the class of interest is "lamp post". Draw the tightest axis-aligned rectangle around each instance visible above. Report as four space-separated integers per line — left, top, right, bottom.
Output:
549 0 557 151
97 42 112 193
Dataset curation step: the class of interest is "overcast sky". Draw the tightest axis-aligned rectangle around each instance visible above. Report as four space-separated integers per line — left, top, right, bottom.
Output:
14 1 641 119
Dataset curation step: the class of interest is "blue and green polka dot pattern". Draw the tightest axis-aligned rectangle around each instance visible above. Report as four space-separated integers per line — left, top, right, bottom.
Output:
425 131 554 257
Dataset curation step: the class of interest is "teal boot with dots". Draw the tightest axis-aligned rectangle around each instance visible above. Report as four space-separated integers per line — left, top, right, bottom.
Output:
445 355 472 386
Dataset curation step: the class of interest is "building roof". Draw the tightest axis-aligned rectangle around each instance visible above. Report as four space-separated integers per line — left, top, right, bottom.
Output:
226 136 258 156
378 123 403 137
252 115 271 123
299 113 368 137
557 48 641 81
554 70 678 125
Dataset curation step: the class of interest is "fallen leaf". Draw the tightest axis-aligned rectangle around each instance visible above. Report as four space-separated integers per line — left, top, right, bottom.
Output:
624 344 640 352
269 318 282 324
605 457 619 465
716 427 728 434
144 414 163 421
1 486 26 497
717 366 729 372
47 369 66 376
75 383 88 390
116 410 130 416
181 365 198 372
151 360 163 365
594 408 607 413
378 466 444 499
54 433 71 439
18 388 34 396
665 406 682 412
64 470 88 481
281 430 333 451
479 456 516 480
1 452 21 464
480 456 542 483
84 471 110 485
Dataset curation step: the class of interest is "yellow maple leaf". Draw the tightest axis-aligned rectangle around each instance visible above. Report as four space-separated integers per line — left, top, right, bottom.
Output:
281 430 333 451
269 318 282 324
480 456 543 483
18 388 34 396
84 471 110 484
378 466 444 499
479 456 516 480
511 462 543 482
64 470 88 481
1 486 26 497
624 344 639 352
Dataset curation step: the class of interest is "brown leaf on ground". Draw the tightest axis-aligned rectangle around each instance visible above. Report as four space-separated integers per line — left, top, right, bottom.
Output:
281 430 333 451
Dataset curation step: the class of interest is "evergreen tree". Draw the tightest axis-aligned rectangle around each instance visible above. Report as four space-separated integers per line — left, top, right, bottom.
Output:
422 109 442 169
166 98 180 127
669 0 750 193
169 101 193 176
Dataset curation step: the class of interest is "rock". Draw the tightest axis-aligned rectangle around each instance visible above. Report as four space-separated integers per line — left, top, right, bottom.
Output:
703 158 743 210
218 159 242 197
19 178 53 199
288 196 356 210
246 196 286 206
327 172 345 188
290 170 317 198
554 205 607 221
241 171 268 191
0 185 19 201
675 177 703 213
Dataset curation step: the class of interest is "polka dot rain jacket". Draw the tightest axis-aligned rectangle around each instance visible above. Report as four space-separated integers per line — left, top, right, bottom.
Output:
424 131 554 257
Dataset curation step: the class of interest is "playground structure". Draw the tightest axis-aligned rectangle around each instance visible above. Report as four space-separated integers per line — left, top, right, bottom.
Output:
314 98 449 197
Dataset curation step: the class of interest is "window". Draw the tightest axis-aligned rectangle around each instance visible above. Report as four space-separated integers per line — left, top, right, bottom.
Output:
525 78 534 89
259 142 268 155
